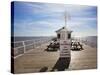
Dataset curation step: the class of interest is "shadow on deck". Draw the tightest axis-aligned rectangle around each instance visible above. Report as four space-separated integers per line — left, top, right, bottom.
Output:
50 57 70 71
39 67 48 72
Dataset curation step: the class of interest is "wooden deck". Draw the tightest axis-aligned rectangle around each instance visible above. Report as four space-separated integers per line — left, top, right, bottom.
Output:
14 43 97 73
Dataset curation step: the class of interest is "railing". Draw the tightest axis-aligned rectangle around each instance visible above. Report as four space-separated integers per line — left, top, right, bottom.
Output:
11 38 52 58
73 38 97 48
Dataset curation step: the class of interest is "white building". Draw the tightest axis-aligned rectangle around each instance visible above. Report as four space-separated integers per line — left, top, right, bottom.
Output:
56 26 72 42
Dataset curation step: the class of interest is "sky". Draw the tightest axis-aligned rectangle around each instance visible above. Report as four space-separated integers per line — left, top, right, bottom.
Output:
12 1 97 37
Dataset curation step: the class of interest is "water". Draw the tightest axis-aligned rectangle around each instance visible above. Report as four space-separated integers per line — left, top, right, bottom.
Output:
11 36 97 48
11 36 53 48
11 36 53 42
74 36 97 48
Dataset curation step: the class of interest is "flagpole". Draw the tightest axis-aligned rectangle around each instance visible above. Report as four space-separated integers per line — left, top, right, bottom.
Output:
64 9 67 40
65 10 67 28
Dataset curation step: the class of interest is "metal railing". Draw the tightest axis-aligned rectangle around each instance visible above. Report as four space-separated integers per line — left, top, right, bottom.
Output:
11 38 52 58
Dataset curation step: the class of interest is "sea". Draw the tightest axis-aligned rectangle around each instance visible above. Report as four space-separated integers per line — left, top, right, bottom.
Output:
11 36 53 42
11 36 53 48
11 36 97 48
74 36 97 48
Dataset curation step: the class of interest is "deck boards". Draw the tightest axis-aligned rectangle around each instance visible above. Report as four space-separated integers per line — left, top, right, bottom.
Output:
14 43 97 73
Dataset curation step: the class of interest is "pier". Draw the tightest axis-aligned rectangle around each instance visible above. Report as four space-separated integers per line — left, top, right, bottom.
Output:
13 41 97 73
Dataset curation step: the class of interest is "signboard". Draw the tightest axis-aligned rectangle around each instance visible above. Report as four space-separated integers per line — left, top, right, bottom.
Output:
60 40 71 57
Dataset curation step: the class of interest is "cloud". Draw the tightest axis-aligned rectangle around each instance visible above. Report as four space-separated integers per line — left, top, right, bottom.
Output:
13 2 97 37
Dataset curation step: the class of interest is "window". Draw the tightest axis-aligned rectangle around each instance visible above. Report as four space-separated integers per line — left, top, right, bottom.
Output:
57 34 60 39
68 33 71 39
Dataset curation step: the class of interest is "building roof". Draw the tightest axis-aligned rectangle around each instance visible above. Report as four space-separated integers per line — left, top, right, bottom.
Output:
56 26 72 33
56 27 65 32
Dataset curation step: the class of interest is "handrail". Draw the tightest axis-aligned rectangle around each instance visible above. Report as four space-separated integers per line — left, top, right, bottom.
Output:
11 38 52 58
13 42 35 49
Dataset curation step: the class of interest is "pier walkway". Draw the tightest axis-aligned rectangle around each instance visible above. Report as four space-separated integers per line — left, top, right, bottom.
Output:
14 43 97 73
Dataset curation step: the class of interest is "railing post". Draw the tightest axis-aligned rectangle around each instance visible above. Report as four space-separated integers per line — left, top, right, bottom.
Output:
22 41 26 53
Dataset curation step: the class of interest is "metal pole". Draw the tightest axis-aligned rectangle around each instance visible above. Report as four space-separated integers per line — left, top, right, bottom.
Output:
64 10 67 40
64 10 67 27
22 41 26 53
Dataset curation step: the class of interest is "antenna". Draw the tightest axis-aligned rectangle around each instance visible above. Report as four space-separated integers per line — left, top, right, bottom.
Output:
64 9 70 28
64 9 70 40
64 9 67 28
64 9 67 40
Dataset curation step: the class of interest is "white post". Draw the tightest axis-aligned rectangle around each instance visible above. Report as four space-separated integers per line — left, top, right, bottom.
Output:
22 41 26 53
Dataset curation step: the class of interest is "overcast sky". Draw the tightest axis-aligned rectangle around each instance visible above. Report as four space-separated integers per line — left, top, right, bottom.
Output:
12 1 97 37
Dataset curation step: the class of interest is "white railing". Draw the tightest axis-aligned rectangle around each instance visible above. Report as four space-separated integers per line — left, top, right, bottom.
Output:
11 38 52 58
